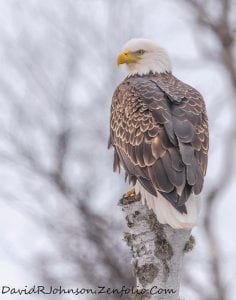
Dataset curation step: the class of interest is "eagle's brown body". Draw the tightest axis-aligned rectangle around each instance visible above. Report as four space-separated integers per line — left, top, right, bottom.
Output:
109 72 209 214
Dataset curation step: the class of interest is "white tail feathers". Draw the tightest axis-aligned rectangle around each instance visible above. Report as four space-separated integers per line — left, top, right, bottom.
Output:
135 182 200 229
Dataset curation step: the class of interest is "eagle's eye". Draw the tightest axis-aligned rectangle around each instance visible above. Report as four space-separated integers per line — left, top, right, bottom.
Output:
137 49 145 55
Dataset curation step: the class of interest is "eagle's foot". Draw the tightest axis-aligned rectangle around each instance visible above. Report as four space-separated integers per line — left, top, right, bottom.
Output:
184 235 195 253
118 189 141 206
124 187 135 198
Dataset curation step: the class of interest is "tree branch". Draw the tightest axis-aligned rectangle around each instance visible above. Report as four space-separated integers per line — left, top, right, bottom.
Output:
120 194 191 300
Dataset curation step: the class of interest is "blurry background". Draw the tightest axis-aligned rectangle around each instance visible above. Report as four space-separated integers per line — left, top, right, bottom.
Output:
0 0 235 299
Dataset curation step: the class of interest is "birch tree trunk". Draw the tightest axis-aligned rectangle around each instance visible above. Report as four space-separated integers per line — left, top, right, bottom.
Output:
120 194 193 300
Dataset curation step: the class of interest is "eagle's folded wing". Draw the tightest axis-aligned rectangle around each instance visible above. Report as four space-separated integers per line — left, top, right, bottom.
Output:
109 74 208 213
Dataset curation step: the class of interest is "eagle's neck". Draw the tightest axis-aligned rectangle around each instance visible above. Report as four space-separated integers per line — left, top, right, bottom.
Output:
126 71 172 79
127 47 172 77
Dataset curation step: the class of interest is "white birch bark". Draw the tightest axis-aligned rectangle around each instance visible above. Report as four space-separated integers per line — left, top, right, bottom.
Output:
120 194 193 300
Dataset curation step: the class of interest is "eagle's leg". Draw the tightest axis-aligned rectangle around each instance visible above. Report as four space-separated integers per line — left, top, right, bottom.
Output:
124 187 135 198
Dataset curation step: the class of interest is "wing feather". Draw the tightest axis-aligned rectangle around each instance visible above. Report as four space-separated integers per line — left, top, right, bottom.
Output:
148 159 174 192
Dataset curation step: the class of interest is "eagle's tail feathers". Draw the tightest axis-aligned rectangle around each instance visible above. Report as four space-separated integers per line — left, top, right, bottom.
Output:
135 182 200 229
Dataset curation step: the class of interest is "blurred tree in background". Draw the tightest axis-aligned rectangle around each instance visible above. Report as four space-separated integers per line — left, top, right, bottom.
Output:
0 1 235 300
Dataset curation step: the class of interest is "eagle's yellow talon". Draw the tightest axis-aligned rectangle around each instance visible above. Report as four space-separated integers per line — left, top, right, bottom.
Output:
124 187 136 198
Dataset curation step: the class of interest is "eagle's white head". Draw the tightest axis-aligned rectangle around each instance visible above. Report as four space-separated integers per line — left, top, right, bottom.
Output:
117 38 172 76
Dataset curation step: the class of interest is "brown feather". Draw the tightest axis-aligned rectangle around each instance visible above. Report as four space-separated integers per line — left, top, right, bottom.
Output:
162 151 185 187
148 159 174 193
151 136 166 159
143 141 156 166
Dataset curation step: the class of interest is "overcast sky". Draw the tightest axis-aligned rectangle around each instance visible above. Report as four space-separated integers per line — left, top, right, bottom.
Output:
0 1 235 300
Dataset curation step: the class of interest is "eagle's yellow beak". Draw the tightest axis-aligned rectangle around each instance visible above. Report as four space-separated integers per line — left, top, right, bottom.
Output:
117 50 140 66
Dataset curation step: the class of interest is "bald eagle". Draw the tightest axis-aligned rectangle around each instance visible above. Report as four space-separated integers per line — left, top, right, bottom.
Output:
109 39 209 229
